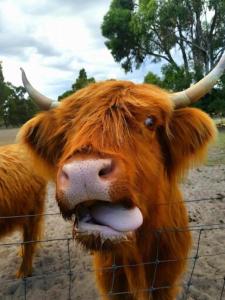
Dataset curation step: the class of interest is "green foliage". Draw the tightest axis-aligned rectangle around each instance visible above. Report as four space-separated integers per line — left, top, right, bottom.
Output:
0 63 5 122
102 0 225 76
144 68 225 115
3 85 38 127
194 86 225 117
103 0 225 115
101 0 137 72
72 69 95 91
160 64 192 91
58 68 95 100
144 71 163 87
0 62 38 127
144 64 192 91
58 89 74 100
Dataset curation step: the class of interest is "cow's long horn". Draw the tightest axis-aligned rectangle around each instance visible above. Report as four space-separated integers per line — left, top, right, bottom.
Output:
20 68 58 110
171 54 225 108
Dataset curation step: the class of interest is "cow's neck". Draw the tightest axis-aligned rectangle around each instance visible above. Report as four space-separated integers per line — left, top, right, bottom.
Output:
93 182 191 300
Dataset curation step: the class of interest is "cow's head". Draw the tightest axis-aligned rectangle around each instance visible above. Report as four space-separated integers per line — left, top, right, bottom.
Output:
19 56 224 251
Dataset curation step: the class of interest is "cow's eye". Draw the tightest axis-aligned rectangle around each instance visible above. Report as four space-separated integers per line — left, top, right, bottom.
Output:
144 116 155 128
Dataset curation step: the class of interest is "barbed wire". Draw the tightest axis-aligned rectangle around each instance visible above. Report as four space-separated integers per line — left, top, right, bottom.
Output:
0 196 224 299
1 271 225 300
0 195 224 220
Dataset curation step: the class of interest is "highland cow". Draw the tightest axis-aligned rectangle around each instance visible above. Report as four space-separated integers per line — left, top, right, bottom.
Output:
18 55 225 299
0 144 46 278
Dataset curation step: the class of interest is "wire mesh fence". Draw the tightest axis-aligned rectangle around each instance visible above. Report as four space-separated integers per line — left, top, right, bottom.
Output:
0 192 225 300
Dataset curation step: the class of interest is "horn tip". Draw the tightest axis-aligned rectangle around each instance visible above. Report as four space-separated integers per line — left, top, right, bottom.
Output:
20 67 29 86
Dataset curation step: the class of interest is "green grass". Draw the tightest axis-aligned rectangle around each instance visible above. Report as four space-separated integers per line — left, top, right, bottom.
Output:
207 129 225 165
214 117 225 126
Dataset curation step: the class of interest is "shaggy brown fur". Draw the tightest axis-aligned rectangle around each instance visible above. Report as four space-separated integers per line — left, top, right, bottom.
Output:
0 144 46 278
19 81 216 299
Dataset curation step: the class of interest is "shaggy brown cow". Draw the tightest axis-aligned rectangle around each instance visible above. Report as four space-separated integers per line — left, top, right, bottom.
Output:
0 144 46 278
19 55 225 299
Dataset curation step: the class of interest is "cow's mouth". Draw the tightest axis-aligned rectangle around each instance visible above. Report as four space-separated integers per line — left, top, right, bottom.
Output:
71 200 143 249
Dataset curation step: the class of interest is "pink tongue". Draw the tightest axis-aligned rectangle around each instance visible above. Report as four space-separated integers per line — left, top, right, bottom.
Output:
90 203 143 232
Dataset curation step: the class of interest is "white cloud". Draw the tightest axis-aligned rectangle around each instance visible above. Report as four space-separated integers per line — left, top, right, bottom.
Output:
0 0 160 99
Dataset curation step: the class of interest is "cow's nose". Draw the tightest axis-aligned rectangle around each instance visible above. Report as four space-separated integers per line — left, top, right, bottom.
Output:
57 159 114 204
60 159 114 183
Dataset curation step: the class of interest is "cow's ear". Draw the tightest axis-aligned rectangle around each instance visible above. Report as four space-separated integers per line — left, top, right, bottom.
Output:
18 111 67 177
158 108 217 178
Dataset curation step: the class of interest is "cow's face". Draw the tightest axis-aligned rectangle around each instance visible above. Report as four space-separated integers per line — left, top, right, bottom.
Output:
19 81 216 250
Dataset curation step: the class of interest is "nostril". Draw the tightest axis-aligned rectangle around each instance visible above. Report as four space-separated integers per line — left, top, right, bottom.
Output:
98 161 114 178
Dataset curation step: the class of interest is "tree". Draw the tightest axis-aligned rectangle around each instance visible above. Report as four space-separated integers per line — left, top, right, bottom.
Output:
0 62 38 127
102 0 136 72
102 0 225 81
194 74 225 116
2 84 39 127
144 71 163 87
0 63 14 126
58 68 95 100
0 62 4 96
102 0 225 115
0 62 6 125
145 64 192 91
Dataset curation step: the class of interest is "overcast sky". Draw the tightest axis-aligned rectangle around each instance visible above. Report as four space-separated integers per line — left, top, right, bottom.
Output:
0 0 161 98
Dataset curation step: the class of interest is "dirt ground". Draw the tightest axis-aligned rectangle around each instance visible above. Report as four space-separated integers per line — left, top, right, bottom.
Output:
0 128 224 300
0 128 19 146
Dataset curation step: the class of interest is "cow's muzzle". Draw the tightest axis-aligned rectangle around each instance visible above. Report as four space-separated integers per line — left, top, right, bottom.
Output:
56 158 143 248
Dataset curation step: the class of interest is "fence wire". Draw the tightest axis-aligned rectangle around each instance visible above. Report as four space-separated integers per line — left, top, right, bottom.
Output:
0 195 224 300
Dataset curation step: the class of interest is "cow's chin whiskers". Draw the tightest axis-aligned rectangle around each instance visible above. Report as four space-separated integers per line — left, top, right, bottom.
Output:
73 223 134 251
